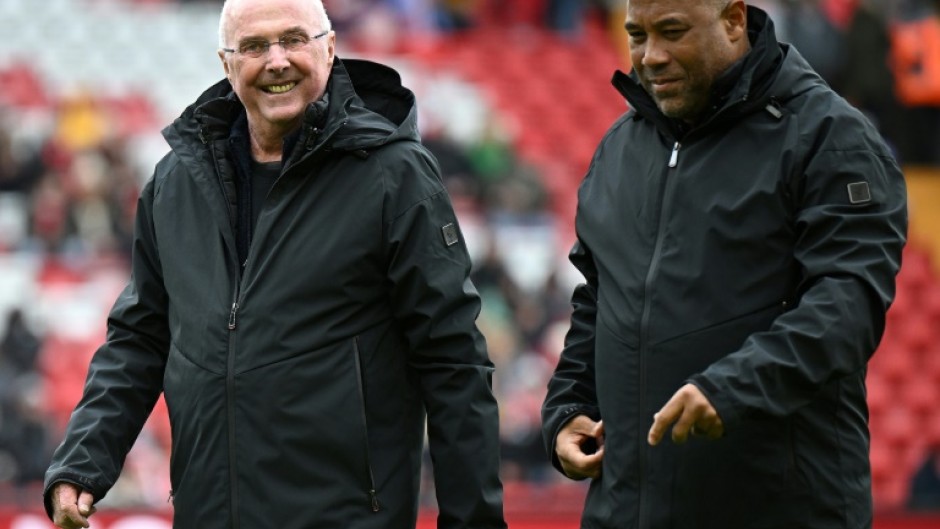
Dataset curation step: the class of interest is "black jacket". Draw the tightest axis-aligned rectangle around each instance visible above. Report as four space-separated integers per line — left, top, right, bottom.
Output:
542 9 907 529
44 58 506 529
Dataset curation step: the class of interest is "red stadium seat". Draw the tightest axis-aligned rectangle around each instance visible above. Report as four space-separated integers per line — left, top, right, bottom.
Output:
871 407 917 450
899 374 940 417
869 340 915 384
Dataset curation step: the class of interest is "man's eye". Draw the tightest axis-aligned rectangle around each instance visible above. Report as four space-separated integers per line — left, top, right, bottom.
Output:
281 35 308 50
240 41 266 54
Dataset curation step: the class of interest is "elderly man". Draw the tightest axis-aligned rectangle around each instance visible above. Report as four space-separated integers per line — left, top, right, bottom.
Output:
44 1 507 528
542 0 907 528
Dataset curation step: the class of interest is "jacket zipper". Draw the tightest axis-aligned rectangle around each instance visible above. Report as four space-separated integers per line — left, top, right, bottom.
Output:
638 141 680 528
668 142 681 168
352 337 381 513
226 283 241 529
205 130 244 529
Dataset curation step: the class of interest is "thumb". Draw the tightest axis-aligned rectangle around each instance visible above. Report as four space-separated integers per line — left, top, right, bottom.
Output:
78 491 95 515
592 420 605 447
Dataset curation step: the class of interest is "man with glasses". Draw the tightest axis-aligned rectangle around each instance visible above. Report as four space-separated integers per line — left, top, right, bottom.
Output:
43 1 507 528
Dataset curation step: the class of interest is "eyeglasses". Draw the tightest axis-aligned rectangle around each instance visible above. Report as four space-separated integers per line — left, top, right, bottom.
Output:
222 30 330 58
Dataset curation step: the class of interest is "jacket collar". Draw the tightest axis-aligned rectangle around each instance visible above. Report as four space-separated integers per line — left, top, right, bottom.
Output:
163 58 419 158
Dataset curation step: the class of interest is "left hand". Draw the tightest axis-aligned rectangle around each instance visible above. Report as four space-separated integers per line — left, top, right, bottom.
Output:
648 383 724 446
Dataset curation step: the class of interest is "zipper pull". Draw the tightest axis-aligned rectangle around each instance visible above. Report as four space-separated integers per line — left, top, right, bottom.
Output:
228 302 239 330
668 142 681 168
369 489 380 512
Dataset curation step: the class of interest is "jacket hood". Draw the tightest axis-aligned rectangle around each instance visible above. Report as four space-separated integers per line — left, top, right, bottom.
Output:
163 58 420 156
612 6 822 138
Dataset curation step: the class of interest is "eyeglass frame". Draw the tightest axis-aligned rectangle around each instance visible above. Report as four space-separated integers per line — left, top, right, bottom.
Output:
221 29 330 57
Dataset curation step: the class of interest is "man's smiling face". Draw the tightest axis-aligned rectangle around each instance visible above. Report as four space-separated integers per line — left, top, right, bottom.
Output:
219 0 335 139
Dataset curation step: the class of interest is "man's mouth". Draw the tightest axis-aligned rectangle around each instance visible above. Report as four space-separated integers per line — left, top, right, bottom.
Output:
263 82 297 94
650 78 679 88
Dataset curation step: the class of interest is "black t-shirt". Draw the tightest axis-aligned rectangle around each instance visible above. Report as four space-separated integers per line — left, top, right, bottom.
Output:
248 159 281 230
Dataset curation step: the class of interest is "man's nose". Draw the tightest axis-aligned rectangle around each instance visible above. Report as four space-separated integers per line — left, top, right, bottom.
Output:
265 43 291 71
641 37 670 68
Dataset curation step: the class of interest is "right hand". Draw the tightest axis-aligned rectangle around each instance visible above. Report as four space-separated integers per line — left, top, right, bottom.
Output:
555 415 605 480
50 482 96 529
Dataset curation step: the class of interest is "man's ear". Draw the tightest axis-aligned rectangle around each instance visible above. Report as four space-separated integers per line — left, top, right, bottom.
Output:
219 50 232 81
326 31 336 69
723 0 748 43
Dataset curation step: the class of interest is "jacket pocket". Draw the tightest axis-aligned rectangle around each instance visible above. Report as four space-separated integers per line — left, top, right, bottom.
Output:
229 337 385 524
163 342 229 523
353 336 381 513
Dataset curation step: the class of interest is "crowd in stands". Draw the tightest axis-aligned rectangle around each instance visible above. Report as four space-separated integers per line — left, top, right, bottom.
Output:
1 0 940 513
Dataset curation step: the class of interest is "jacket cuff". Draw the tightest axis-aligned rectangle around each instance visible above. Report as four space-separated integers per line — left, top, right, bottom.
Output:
687 375 742 433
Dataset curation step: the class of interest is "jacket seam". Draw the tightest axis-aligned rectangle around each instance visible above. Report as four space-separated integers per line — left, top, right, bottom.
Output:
384 189 448 226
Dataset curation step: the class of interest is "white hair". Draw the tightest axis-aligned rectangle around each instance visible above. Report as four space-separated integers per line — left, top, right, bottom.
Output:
218 0 332 49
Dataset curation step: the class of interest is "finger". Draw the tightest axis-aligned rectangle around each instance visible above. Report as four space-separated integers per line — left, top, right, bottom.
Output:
51 484 88 529
565 415 601 437
648 396 683 446
706 426 724 440
53 483 79 510
582 445 604 479
670 405 699 444
560 445 604 480
702 414 725 440
54 505 89 529
77 490 95 517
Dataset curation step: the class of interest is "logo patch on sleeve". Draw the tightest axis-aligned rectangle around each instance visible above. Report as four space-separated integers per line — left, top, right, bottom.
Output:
441 223 459 247
847 182 871 204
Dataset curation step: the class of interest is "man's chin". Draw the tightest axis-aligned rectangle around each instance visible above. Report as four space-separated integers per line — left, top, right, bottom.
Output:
654 99 685 119
260 108 305 128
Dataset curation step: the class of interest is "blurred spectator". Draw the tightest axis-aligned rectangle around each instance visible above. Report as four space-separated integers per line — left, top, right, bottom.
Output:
546 0 586 35
435 0 481 31
777 0 846 87
0 309 52 486
839 0 906 156
889 0 940 164
0 309 41 375
53 90 110 154
908 443 940 511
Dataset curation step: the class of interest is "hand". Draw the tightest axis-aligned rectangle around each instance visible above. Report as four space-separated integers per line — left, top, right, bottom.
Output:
648 383 724 446
555 415 605 480
50 482 96 529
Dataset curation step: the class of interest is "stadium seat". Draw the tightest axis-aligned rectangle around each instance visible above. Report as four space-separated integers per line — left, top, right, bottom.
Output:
871 407 917 450
868 340 915 384
899 373 939 417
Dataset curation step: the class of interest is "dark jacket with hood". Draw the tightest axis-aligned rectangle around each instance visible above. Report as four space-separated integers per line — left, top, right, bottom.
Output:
542 8 907 529
44 58 506 529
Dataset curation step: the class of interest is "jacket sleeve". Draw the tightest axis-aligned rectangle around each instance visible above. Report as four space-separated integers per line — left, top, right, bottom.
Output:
540 238 602 474
43 176 170 516
690 126 908 429
383 147 506 529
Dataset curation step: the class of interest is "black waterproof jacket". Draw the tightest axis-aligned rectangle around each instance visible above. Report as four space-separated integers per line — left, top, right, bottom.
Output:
542 9 907 529
44 59 506 529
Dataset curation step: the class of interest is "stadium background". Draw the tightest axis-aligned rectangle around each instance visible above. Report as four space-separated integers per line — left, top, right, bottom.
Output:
1 0 940 527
